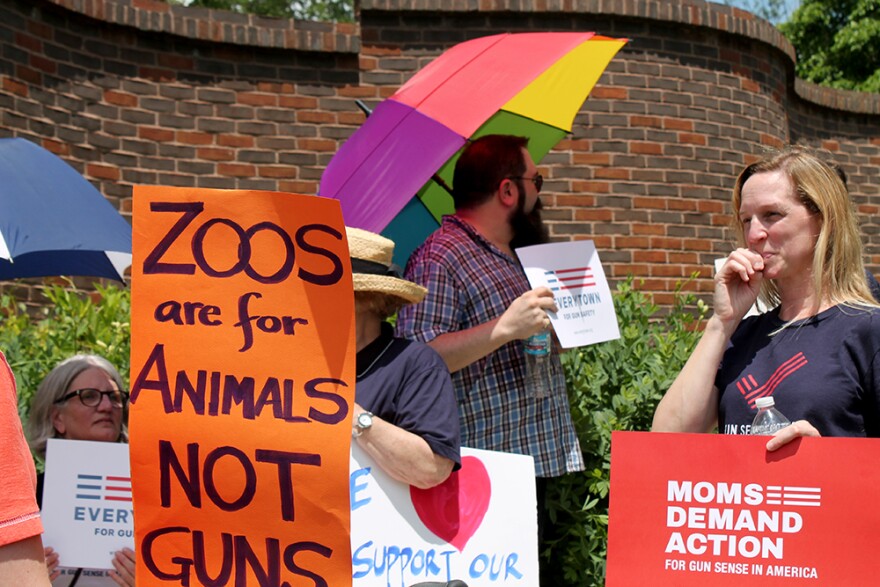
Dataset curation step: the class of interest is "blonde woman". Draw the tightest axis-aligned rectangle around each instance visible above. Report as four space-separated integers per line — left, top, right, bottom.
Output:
653 147 880 449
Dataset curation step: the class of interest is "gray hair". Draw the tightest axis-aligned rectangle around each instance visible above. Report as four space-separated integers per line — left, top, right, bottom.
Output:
27 354 127 460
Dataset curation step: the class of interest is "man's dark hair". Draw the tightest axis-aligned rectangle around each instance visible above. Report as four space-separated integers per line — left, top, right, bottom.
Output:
451 134 528 210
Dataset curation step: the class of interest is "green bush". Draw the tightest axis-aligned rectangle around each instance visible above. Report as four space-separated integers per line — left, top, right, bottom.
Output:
541 276 707 586
0 283 131 422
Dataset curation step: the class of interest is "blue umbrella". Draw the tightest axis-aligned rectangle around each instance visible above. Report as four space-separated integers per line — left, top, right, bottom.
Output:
0 138 131 281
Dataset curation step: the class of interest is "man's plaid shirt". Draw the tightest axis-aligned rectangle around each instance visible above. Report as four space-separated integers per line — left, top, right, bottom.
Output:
396 216 584 477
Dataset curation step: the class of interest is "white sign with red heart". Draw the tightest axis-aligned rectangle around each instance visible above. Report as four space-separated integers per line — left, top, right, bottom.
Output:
350 444 538 586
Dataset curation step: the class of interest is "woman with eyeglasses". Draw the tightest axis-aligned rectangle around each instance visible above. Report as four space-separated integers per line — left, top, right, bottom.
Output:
26 354 135 587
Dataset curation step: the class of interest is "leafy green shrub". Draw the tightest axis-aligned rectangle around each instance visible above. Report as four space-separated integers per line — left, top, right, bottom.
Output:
541 276 707 586
0 283 131 422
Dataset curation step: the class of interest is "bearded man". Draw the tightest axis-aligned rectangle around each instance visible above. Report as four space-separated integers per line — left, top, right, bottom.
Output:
396 134 585 540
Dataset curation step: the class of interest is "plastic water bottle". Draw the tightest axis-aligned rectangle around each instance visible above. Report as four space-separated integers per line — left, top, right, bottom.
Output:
750 396 791 435
523 331 552 399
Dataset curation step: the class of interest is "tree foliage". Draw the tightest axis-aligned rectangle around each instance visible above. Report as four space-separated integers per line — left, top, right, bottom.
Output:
780 0 880 92
176 0 355 21
724 0 790 24
1 284 131 422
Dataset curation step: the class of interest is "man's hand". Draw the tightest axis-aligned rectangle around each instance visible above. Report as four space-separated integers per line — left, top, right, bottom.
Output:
426 286 558 373
496 287 558 342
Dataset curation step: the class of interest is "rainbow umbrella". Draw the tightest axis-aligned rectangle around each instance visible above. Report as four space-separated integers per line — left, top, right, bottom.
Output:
319 32 627 265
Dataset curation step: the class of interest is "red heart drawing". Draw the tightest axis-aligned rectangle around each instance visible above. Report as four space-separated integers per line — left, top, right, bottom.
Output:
409 455 491 552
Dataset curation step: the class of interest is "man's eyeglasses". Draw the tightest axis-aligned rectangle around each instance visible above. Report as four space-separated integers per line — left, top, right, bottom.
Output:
54 388 129 408
508 173 543 193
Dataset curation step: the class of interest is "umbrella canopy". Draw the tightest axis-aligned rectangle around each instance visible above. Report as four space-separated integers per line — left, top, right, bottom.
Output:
0 138 132 281
319 32 627 265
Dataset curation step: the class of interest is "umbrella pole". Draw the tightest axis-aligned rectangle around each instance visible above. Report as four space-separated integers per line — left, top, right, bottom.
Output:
353 100 454 197
429 173 453 196
355 99 372 117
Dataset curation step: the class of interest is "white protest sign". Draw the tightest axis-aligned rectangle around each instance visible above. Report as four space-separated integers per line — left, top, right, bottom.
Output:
350 445 538 586
42 439 134 570
516 240 620 348
43 439 539 583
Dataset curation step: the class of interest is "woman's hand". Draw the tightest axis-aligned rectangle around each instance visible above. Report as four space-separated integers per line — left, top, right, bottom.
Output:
714 248 764 324
765 420 821 451
44 546 61 581
109 547 136 587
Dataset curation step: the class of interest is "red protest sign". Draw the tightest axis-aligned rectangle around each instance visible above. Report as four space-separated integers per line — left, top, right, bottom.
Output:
129 187 355 587
607 431 880 585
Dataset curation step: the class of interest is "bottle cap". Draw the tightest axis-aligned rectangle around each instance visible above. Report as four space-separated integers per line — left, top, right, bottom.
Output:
755 396 776 409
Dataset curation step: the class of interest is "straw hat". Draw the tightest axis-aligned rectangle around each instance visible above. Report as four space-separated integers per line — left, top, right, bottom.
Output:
347 227 426 305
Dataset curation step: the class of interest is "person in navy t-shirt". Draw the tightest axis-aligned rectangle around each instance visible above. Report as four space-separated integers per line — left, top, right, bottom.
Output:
346 227 460 488
653 146 880 450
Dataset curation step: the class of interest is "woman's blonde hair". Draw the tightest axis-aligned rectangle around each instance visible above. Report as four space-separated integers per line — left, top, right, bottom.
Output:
731 146 876 310
26 354 127 460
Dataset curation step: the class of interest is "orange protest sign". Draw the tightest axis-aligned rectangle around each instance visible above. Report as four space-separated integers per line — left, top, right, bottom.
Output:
607 431 880 585
129 186 355 587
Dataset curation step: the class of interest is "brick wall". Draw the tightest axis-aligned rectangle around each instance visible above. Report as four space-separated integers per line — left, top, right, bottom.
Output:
2 0 878 307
